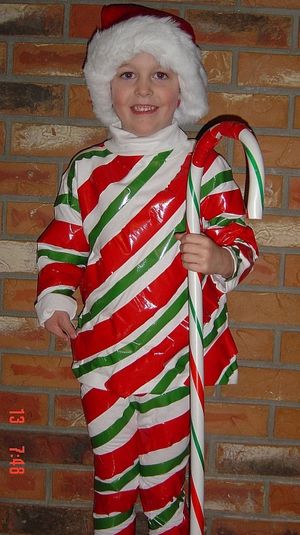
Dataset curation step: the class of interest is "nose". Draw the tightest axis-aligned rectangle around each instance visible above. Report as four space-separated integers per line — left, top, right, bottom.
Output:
135 76 153 96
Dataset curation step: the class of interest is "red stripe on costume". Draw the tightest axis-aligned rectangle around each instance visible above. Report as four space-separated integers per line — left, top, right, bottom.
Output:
80 156 190 301
105 321 189 396
138 412 189 455
38 220 89 251
80 387 119 424
140 467 186 512
94 488 138 515
74 256 186 359
204 328 238 385
94 433 138 480
37 262 83 295
114 522 136 535
78 155 142 220
201 189 245 220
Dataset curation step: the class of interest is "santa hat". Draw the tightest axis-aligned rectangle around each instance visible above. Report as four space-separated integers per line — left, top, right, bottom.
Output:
84 3 208 127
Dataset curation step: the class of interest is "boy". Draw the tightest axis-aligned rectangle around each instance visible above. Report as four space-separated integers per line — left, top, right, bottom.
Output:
36 4 258 534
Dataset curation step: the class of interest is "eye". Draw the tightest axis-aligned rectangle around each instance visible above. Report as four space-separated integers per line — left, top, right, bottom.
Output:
154 71 168 80
120 71 135 80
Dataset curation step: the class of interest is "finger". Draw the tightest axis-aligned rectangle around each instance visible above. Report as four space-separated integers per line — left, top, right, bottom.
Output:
59 318 77 340
175 232 186 241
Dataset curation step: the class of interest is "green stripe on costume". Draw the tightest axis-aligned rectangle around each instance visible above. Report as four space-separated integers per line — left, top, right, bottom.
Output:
200 169 233 198
132 386 189 413
73 288 188 378
148 491 185 530
88 150 172 248
94 509 133 530
94 463 139 492
37 248 88 266
91 404 135 448
203 304 227 348
78 223 181 327
140 445 189 477
150 352 189 394
208 215 246 228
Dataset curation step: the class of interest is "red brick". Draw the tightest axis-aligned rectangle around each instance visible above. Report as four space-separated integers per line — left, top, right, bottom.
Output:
11 123 105 158
232 328 274 361
0 4 64 36
289 177 300 209
202 51 232 85
285 254 300 288
217 443 300 477
281 331 300 364
0 430 92 465
206 402 268 437
205 479 264 513
70 5 102 38
238 52 300 88
0 317 49 350
0 466 45 500
69 85 94 119
0 392 48 425
13 43 85 77
3 279 37 312
1 354 78 389
52 469 93 501
0 161 57 196
211 518 300 535
270 483 300 515
0 503 93 533
208 93 288 129
275 407 300 440
0 42 7 73
188 11 291 48
244 253 280 287
0 82 64 116
228 290 300 326
242 0 300 7
221 367 300 402
6 201 53 236
54 395 86 428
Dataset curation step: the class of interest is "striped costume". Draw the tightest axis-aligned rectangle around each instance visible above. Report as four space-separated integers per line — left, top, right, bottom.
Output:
36 123 258 533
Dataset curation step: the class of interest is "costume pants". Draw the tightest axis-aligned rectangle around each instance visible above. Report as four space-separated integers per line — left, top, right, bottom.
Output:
81 384 190 535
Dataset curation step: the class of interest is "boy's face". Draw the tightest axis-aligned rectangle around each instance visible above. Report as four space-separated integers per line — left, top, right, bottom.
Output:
111 52 180 137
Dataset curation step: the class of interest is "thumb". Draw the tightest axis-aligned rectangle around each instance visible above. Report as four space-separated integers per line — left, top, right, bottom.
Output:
59 316 77 340
175 232 185 241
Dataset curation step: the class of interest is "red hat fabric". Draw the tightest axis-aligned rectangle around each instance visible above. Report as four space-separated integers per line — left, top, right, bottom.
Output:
101 3 196 42
84 3 208 127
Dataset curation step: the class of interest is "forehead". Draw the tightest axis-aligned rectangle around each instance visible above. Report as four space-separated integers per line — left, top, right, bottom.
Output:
117 52 172 71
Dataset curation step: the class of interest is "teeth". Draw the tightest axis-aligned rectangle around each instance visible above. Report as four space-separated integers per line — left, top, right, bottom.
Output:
133 105 156 112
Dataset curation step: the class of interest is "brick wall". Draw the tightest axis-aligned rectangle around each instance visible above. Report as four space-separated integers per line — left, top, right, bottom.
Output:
0 1 299 534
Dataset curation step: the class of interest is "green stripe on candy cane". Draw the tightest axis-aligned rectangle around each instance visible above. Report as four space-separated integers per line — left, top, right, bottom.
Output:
243 143 264 211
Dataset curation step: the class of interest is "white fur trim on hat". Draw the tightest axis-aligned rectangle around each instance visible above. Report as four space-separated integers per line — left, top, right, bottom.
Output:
84 15 208 127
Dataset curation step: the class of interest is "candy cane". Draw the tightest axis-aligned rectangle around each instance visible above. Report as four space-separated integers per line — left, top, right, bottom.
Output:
187 120 265 534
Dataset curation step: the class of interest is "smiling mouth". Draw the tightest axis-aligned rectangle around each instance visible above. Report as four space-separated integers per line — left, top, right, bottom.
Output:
131 105 158 113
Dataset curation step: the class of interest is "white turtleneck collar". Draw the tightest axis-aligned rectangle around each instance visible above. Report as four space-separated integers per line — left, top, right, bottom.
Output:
104 122 193 156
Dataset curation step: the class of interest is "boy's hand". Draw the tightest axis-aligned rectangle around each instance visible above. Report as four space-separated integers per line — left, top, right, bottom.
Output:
44 311 77 341
176 232 234 279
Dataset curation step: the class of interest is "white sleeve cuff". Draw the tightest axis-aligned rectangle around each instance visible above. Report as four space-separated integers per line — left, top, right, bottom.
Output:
35 293 77 327
211 247 238 293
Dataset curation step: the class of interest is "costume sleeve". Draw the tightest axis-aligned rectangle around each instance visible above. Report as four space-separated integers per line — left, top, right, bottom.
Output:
35 158 90 326
200 151 258 293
